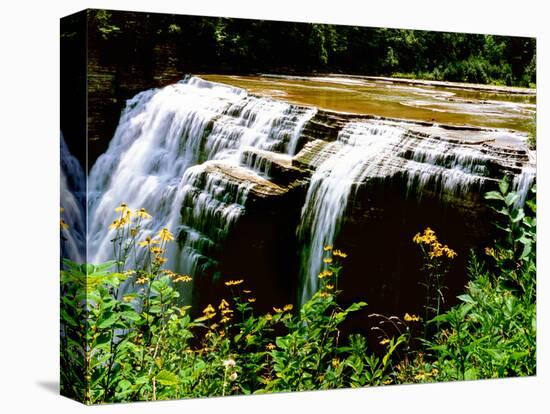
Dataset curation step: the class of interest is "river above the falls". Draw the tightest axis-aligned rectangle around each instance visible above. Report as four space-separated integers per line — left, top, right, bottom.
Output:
201 74 535 134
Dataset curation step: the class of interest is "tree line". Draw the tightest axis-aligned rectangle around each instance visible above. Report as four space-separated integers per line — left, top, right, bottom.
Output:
84 9 536 87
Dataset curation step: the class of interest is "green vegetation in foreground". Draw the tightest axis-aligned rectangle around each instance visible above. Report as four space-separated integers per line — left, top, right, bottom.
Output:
60 181 536 404
72 10 536 88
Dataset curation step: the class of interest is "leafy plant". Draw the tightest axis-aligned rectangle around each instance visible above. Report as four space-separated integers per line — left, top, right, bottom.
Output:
413 228 457 338
60 206 407 403
426 180 536 381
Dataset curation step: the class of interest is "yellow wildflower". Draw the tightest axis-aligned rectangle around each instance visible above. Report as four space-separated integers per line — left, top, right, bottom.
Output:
202 304 216 319
444 247 458 259
243 290 252 294
115 203 130 214
324 245 333 251
150 247 166 255
323 257 333 264
135 207 152 220
333 249 348 258
283 304 293 312
210 323 219 330
220 316 231 324
319 292 331 298
265 313 273 321
60 219 69 230
136 277 148 285
404 313 421 322
138 236 159 247
109 219 124 231
224 279 244 286
266 343 276 351
318 269 334 279
174 275 192 283
248 298 256 303
219 299 230 310
273 307 283 313
332 358 340 368
158 228 174 242
413 227 438 245
154 256 168 266
379 338 390 345
326 284 334 290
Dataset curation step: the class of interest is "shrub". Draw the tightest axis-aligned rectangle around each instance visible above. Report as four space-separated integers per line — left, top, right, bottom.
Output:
427 180 536 380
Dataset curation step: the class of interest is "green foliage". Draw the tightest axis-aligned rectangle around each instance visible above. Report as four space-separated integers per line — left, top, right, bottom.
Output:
89 10 121 41
79 10 536 87
413 228 457 338
60 180 536 403
60 254 407 403
60 208 406 403
426 180 536 380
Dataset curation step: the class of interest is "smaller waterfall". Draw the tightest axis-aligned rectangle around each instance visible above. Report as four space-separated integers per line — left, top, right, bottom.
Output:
287 107 317 156
513 164 536 208
60 133 86 264
399 135 491 199
297 122 405 304
169 160 258 278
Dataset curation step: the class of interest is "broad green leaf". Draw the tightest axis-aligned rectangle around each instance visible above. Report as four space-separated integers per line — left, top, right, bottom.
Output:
485 191 504 201
504 193 519 207
97 312 118 329
499 179 510 195
156 370 180 386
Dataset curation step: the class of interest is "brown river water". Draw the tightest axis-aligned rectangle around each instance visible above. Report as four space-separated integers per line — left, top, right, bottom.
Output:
201 74 536 134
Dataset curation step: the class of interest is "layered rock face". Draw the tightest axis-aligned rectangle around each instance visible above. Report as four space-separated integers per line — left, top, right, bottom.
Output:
87 76 535 319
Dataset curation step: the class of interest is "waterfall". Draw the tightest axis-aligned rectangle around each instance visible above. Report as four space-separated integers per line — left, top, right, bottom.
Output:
84 75 534 308
297 122 405 304
87 76 314 282
287 107 317 156
513 164 536 208
60 133 86 264
399 135 491 200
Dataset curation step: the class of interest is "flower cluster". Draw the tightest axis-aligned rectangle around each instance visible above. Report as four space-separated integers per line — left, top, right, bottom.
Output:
404 313 421 322
318 269 334 279
413 228 457 260
224 279 244 286
218 299 234 324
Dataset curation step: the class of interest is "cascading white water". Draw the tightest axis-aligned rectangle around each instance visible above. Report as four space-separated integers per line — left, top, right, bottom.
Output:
60 133 86 264
84 75 534 307
287 107 317 156
513 164 536 208
297 122 405 304
87 76 315 280
399 135 491 199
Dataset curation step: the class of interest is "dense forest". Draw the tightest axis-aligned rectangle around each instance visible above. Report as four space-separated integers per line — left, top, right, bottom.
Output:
85 9 536 87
